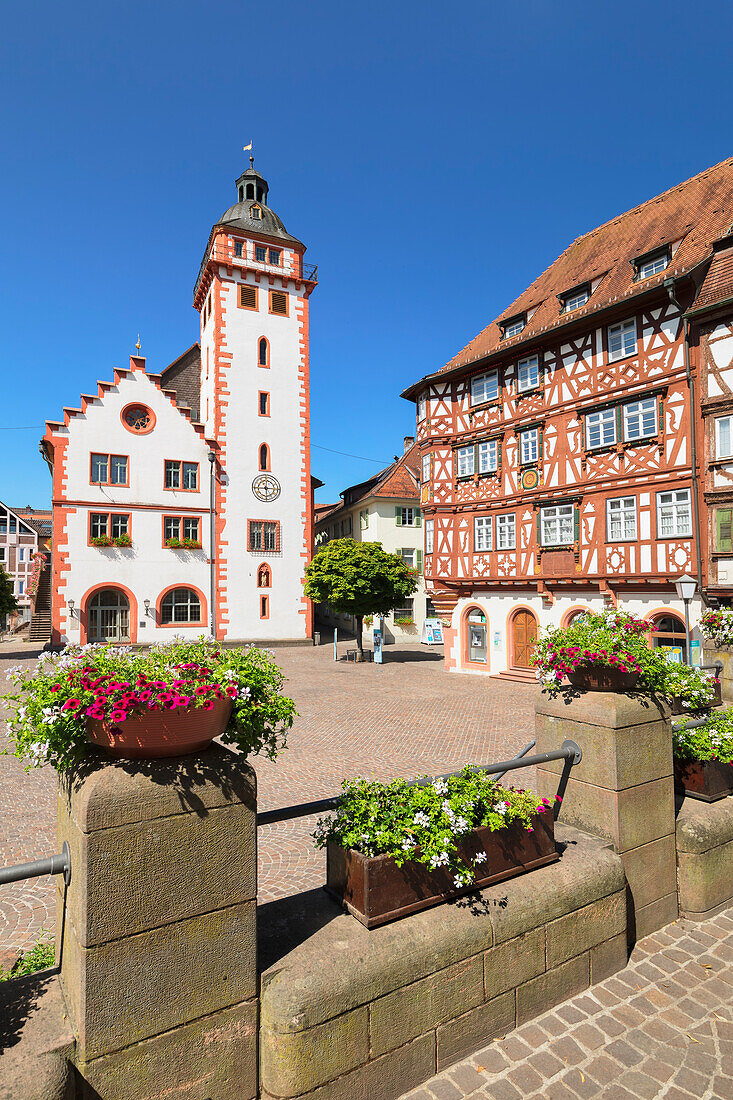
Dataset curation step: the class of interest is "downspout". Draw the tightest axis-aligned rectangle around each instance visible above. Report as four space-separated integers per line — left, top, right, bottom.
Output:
666 281 705 602
208 450 217 638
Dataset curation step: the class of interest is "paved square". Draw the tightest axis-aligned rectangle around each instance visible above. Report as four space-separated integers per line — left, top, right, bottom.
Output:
0 640 539 953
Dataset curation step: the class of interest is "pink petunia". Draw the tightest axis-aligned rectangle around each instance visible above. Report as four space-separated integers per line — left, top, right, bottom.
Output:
62 698 81 711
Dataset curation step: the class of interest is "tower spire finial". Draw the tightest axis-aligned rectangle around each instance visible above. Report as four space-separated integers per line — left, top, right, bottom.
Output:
135 334 141 354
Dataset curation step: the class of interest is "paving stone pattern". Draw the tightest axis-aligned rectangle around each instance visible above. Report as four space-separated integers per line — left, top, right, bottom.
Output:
401 911 733 1100
0 639 539 952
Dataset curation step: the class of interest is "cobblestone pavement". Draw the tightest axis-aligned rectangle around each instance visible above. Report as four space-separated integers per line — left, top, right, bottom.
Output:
401 911 733 1100
0 639 539 953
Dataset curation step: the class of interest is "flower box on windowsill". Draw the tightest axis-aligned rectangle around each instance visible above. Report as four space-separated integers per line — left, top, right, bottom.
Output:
91 536 132 549
165 538 202 550
325 812 558 929
674 758 733 802
91 536 113 548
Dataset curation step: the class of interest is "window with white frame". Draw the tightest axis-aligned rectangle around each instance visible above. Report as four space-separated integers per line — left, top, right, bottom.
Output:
585 408 616 450
623 397 657 442
716 415 733 459
474 516 492 551
637 250 669 280
360 509 368 530
496 513 516 550
607 496 637 541
425 517 434 554
519 428 539 465
18 580 24 595
503 317 525 338
456 445 475 477
541 504 574 546
401 547 417 568
398 506 416 526
562 285 590 312
422 452 431 482
608 319 637 362
478 440 498 473
657 489 692 537
417 392 427 421
470 370 499 406
517 355 539 392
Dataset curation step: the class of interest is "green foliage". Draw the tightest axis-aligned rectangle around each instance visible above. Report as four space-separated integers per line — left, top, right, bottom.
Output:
0 933 55 980
6 637 296 772
313 766 554 888
0 567 17 616
304 539 417 619
674 708 733 765
663 662 717 711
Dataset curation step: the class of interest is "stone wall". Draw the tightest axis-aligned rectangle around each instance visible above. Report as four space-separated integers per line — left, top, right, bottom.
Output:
703 644 733 701
258 827 627 1100
676 794 733 920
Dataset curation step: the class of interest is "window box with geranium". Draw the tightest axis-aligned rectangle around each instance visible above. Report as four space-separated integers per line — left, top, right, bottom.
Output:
673 708 733 801
91 535 114 548
313 768 559 928
165 537 202 550
6 638 296 769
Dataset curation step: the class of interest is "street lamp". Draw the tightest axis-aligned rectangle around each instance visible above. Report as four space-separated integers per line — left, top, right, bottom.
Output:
674 573 697 665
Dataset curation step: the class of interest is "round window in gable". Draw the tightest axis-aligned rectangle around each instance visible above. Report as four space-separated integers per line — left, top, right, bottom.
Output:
121 404 156 434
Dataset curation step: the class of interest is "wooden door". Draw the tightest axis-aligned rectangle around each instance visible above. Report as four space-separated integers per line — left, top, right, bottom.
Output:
512 610 537 668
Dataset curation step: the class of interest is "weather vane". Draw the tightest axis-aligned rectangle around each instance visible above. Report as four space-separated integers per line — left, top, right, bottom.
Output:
243 140 254 168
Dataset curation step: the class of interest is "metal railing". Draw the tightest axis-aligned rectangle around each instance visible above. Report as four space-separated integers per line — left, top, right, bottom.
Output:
256 739 581 827
0 841 71 886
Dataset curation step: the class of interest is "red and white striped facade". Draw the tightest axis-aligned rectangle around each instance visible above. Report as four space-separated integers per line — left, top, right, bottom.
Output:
43 165 317 647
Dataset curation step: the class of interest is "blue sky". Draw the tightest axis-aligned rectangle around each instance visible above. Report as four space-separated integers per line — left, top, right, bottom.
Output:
1 0 732 507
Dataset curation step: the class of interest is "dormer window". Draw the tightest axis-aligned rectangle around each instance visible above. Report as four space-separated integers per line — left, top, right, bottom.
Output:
251 204 262 220
500 314 526 339
559 283 590 313
633 246 670 281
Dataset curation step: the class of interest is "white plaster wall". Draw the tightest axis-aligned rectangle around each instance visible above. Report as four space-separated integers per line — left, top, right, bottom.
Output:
60 370 212 644
217 273 307 640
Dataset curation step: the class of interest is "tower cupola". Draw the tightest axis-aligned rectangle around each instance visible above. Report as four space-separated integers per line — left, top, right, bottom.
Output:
235 162 269 205
215 160 303 247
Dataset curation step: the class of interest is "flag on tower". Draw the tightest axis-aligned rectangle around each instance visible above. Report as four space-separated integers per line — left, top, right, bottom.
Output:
243 141 253 152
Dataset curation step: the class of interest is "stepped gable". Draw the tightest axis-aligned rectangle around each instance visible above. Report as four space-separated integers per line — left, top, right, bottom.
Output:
418 155 733 384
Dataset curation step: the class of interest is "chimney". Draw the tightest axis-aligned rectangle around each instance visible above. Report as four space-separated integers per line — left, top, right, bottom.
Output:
403 435 414 453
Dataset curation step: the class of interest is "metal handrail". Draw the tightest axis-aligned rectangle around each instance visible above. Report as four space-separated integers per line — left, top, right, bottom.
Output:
256 740 581 827
0 841 71 887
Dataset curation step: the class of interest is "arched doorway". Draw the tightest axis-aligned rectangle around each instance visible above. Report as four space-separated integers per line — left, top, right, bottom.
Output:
651 612 687 662
511 608 538 668
464 607 487 664
88 588 130 643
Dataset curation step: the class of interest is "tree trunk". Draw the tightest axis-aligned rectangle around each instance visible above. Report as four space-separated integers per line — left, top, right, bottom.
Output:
356 615 363 660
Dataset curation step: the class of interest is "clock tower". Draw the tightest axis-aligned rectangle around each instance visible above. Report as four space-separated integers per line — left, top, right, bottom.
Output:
194 162 318 641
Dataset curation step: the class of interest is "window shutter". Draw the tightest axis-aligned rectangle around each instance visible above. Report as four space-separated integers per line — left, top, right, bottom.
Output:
616 406 623 442
395 506 402 526
580 417 585 451
270 290 288 315
659 395 664 433
718 509 733 552
497 441 502 470
538 428 544 460
574 504 580 544
415 507 422 527
536 511 542 545
239 284 257 309
416 550 423 574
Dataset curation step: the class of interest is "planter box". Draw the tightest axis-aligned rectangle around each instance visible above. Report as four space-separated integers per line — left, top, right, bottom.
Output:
325 811 558 929
567 667 640 692
669 679 723 715
674 758 733 802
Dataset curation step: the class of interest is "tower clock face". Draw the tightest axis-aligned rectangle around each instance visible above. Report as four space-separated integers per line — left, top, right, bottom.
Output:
252 474 281 502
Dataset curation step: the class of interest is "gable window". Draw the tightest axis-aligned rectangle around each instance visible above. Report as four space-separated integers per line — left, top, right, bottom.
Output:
478 440 498 473
474 516 492 552
269 290 288 316
417 392 427 421
91 453 128 485
248 519 280 553
716 415 733 459
422 452 431 482
456 445 475 478
607 496 637 541
635 248 670 281
496 513 516 550
657 489 692 538
395 506 420 527
586 408 617 450
239 284 258 310
501 314 526 339
425 517 434 554
234 240 244 258
250 204 262 220
164 460 199 491
519 428 538 465
541 504 575 547
161 588 202 624
623 398 657 442
470 369 499 406
716 508 733 552
608 319 637 362
517 355 540 393
560 284 590 312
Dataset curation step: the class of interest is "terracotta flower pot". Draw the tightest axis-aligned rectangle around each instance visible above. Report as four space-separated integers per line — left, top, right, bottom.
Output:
674 758 733 802
325 811 558 929
87 698 233 759
566 667 640 692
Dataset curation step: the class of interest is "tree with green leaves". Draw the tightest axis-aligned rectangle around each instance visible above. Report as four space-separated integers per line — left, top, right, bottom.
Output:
0 568 17 624
304 539 418 660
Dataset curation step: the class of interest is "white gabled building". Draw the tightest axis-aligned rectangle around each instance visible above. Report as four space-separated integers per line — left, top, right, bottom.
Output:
43 161 318 647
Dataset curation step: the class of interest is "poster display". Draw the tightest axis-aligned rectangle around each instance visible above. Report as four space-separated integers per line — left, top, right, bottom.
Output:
421 618 444 645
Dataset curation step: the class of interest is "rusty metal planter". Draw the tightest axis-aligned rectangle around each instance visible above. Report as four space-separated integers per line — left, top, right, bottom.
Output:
325 810 558 929
674 758 733 802
566 667 640 692
669 679 723 715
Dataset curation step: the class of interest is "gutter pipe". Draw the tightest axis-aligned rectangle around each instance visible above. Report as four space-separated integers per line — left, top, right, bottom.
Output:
208 451 217 637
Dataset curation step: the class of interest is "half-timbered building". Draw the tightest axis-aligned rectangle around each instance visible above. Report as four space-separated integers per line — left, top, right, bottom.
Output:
403 157 733 678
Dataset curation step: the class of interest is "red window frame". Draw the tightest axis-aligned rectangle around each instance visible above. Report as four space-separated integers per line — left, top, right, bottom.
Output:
268 289 289 317
163 459 200 492
90 453 130 487
248 519 280 554
162 515 202 547
88 512 132 545
258 392 270 417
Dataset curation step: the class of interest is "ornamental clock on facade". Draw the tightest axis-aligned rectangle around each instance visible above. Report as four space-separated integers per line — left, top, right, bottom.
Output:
252 474 281 502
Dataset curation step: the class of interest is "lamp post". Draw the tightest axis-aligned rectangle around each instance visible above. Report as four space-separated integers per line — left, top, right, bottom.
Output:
674 573 697 665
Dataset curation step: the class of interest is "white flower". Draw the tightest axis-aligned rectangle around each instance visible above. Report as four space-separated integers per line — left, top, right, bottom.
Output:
402 839 416 851
222 669 238 681
429 852 450 869
454 816 469 833
494 801 509 815
432 779 448 795
238 686 251 699
442 800 455 818
413 811 430 828
473 851 487 864
453 874 467 888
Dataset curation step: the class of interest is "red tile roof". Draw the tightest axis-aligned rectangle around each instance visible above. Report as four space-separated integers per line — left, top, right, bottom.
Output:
691 242 733 313
411 156 733 388
371 441 420 499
